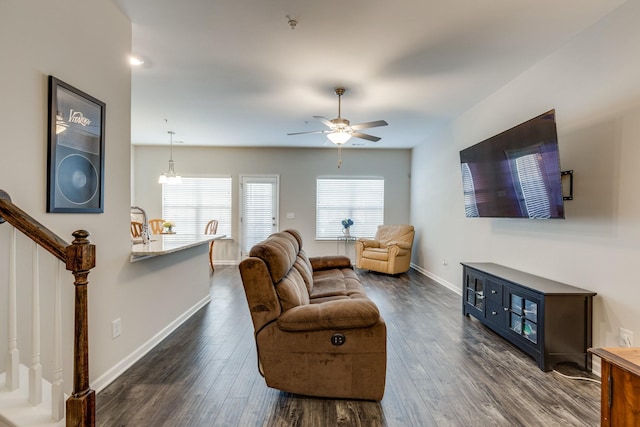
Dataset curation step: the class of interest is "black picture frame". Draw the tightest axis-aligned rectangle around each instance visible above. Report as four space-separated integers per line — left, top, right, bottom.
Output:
47 76 105 213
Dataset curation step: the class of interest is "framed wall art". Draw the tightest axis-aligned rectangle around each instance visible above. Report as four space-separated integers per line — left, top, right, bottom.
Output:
47 76 105 213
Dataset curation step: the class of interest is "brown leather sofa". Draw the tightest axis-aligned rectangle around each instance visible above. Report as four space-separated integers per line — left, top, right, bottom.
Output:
355 224 415 275
238 229 386 400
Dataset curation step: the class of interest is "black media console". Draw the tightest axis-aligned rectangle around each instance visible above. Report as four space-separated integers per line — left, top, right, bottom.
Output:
462 262 596 372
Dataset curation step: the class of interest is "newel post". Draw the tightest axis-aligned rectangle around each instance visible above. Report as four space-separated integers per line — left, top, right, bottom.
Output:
65 230 96 427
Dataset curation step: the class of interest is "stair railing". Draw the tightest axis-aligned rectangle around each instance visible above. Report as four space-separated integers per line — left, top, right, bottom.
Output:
0 189 95 427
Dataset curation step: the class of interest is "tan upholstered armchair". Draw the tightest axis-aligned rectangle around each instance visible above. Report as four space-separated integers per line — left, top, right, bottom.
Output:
356 225 415 275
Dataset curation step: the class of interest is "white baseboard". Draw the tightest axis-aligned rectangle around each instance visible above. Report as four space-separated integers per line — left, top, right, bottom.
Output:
410 264 461 295
91 294 212 393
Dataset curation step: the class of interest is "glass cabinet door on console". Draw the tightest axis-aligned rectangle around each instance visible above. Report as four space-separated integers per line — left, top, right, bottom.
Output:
509 294 539 345
464 270 485 314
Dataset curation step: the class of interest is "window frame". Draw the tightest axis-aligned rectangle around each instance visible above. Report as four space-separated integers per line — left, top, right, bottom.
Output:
315 176 385 240
161 176 233 238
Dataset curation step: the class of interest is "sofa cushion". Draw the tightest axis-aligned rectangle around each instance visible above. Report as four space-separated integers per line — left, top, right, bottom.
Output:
309 295 350 303
293 250 314 294
276 268 310 311
250 232 299 283
284 229 304 248
311 268 367 300
277 299 381 331
342 268 367 297
311 269 346 297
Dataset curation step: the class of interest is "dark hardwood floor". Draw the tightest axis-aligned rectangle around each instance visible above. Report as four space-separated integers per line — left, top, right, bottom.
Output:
96 266 601 426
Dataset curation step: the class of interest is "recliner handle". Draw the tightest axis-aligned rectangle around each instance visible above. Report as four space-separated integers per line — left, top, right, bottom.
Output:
331 333 346 346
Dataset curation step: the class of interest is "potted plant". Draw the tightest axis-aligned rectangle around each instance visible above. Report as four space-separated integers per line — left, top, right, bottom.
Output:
163 220 175 233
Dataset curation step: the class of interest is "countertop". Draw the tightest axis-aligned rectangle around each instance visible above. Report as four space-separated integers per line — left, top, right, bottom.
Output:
131 234 226 262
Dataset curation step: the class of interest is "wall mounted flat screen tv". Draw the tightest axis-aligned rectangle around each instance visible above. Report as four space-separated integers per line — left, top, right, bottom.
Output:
459 110 565 219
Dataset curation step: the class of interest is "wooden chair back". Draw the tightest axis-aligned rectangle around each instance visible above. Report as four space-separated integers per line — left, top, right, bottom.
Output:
130 221 143 238
205 220 219 270
205 220 218 235
149 218 165 234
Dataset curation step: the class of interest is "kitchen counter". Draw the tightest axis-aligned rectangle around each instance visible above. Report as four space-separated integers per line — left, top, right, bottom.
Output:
130 233 226 262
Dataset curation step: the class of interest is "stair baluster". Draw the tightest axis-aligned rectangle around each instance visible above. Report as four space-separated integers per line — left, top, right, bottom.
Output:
29 243 43 406
52 260 64 421
6 226 19 391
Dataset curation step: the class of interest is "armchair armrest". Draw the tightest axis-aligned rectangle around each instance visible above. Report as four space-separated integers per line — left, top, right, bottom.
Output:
357 239 380 249
310 255 352 271
277 299 380 331
388 241 411 250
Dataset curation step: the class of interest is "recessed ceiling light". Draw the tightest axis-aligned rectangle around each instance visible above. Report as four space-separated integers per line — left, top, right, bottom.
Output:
129 55 144 66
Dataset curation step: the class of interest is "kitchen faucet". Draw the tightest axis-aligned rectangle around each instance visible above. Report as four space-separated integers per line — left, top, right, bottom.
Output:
130 206 150 244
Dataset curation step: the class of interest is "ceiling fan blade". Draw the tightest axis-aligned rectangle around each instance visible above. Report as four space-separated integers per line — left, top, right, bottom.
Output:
287 130 329 136
352 132 381 142
350 120 388 131
313 116 335 128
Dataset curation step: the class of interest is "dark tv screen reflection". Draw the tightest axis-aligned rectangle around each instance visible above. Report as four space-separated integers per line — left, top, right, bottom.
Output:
459 110 565 219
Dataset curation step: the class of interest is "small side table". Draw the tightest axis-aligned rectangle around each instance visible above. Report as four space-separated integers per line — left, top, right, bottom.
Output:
337 235 357 262
588 347 640 426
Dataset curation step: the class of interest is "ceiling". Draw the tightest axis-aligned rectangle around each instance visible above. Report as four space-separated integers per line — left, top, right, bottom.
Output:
114 0 625 149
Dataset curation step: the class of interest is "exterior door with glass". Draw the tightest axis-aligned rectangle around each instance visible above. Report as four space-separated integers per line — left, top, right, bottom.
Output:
240 175 279 258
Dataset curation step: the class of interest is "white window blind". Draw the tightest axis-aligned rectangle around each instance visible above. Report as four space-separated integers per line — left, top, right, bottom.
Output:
162 177 232 236
316 177 384 239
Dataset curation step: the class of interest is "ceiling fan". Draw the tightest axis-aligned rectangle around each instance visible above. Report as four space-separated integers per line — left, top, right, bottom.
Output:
287 88 388 145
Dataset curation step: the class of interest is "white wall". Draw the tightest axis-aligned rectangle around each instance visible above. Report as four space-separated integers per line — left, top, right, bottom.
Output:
0 1 211 393
411 0 640 359
133 146 412 260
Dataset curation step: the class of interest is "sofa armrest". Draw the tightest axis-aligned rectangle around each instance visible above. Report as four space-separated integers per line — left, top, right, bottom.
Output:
277 299 380 331
310 255 352 271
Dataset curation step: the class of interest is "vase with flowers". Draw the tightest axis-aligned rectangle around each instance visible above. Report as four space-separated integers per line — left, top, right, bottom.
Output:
341 218 353 236
163 220 175 233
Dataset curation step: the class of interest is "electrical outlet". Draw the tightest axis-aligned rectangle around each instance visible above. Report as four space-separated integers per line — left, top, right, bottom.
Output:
442 259 448 266
112 318 122 339
619 328 633 347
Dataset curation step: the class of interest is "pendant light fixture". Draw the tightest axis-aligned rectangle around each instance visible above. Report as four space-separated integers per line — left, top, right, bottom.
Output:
158 130 182 184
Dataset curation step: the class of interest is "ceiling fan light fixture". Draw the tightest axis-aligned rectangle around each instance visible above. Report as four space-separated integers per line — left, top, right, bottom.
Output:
286 87 387 149
327 130 352 145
